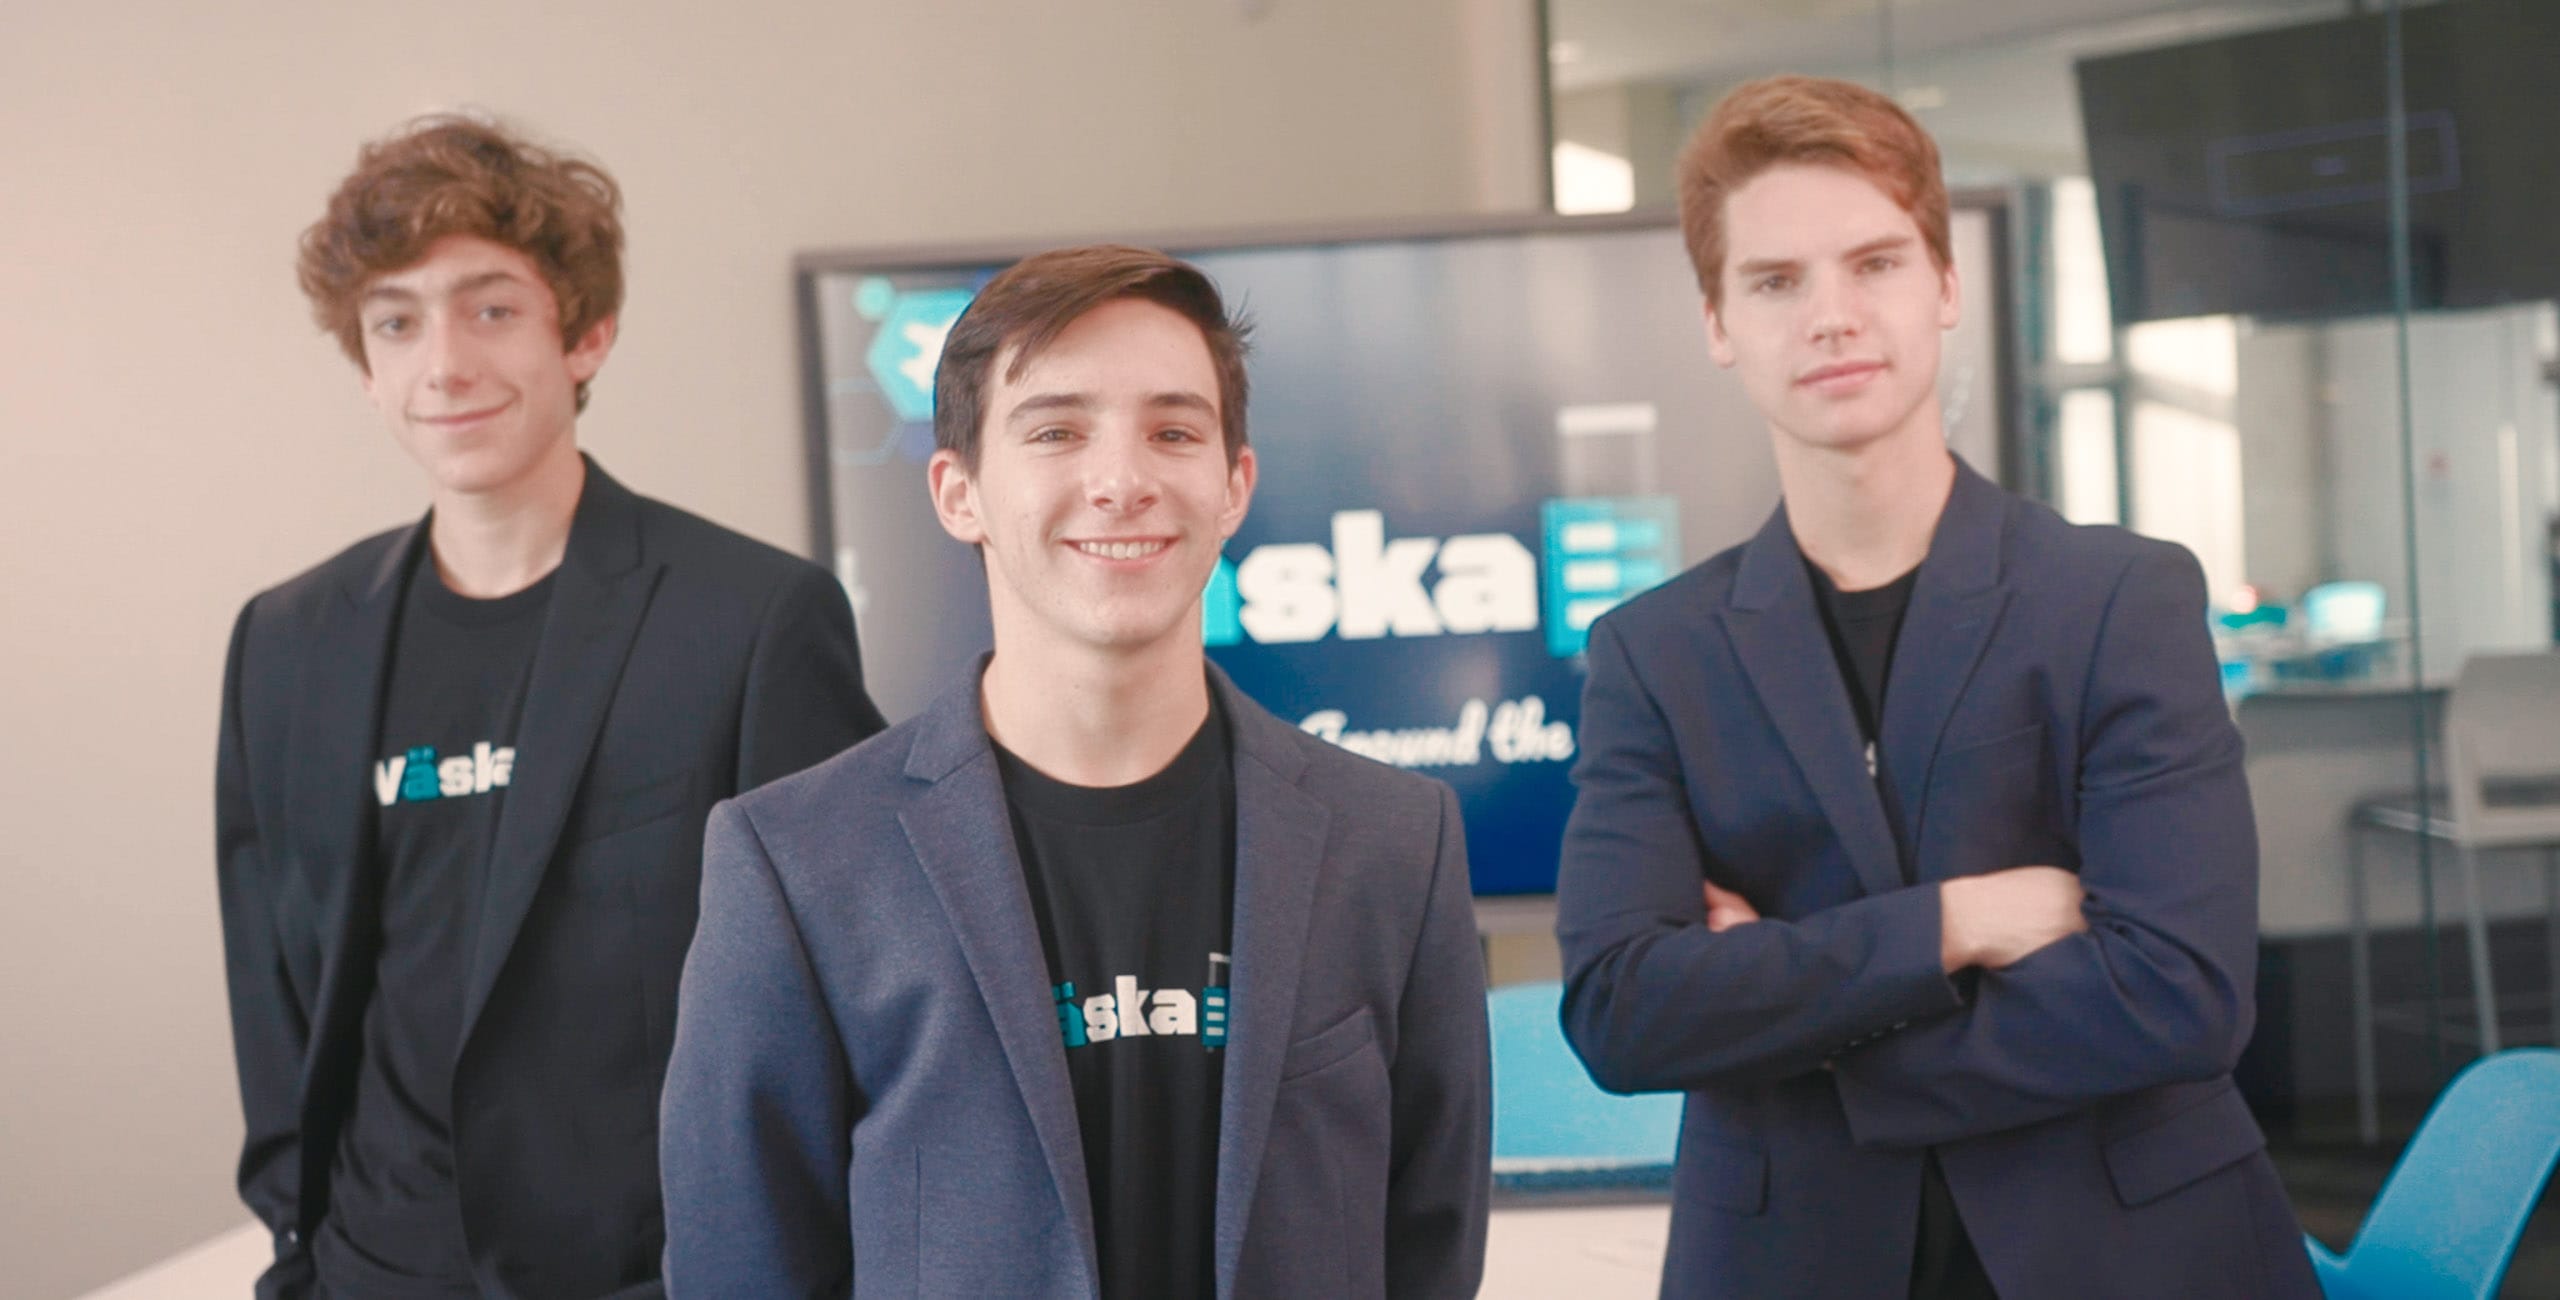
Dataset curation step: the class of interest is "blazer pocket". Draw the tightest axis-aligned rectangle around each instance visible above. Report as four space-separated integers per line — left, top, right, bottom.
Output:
562 768 693 848
1280 1007 1378 1082
1938 720 2046 775
1676 1138 1768 1215
2102 1080 2266 1207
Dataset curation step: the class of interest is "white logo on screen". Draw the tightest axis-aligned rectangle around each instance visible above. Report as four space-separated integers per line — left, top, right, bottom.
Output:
1234 510 1538 643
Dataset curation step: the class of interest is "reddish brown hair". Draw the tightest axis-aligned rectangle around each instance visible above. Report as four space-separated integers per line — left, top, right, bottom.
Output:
1676 76 1951 307
298 114 624 410
933 245 1251 470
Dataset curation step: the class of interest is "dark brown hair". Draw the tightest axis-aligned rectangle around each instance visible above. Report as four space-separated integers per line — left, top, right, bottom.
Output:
1676 76 1951 308
933 245 1250 469
298 114 624 411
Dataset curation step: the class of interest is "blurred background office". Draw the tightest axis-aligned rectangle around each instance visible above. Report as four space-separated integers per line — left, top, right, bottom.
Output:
6 0 2555 1295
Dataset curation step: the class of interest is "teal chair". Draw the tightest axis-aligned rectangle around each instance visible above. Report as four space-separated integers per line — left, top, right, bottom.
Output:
1488 980 1681 1188
2309 1048 2560 1299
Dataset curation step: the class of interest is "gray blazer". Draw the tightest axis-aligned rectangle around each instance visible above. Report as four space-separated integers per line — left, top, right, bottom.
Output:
660 662 1490 1298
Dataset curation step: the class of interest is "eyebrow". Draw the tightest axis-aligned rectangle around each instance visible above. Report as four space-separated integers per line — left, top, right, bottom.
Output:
1004 390 1218 421
1732 234 1916 279
359 269 532 307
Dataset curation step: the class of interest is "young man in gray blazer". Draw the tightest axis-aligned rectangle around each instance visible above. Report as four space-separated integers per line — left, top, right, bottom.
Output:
220 117 886 1298
660 245 1491 1298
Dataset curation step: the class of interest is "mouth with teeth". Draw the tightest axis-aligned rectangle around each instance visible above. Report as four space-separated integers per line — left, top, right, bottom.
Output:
1072 538 1170 561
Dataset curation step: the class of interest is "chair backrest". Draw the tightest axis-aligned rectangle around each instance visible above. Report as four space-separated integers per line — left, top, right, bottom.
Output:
2444 650 2560 847
1487 980 1682 1167
2336 1048 2560 1299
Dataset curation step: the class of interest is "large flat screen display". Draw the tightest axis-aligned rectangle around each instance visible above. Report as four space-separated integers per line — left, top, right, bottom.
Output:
801 208 2010 894
2078 0 2560 324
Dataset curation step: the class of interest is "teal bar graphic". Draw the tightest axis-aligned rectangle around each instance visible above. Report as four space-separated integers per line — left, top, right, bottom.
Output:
1539 497 1681 658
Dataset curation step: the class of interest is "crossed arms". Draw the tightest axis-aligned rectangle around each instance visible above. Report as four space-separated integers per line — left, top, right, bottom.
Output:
1554 546 2260 1148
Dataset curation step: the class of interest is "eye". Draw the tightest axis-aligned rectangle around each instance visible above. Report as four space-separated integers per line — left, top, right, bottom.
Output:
478 303 518 322
368 314 411 338
1027 425 1074 444
1152 424 1205 443
1859 254 1900 275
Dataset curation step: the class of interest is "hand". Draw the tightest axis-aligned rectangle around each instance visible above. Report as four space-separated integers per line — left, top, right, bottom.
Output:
1939 866 2087 972
1703 880 1762 933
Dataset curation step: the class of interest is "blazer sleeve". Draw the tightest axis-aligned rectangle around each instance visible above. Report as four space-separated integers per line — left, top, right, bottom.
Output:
734 565 889 793
661 800 856 1296
1555 616 1963 1094
214 601 313 1283
1384 783 1492 1298
1829 544 2260 1148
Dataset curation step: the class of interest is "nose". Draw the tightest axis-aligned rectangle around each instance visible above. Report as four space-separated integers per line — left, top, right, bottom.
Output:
1804 270 1861 347
1084 426 1162 515
420 311 476 393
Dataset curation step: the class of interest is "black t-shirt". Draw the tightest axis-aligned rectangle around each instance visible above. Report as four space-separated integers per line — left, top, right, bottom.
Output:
1807 559 1998 1300
993 697 1236 1300
318 558 551 1297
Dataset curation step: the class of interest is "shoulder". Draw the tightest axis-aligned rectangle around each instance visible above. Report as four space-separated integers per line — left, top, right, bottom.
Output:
1230 695 1456 842
236 524 410 637
1997 493 2201 599
728 710 921 832
629 491 833 592
1581 542 1743 675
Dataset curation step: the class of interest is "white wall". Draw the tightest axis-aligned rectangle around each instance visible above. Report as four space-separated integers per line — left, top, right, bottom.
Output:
0 2 1542 1293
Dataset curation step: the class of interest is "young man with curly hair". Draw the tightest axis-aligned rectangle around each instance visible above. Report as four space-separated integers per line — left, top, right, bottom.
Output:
216 115 886 1298
1554 76 2320 1298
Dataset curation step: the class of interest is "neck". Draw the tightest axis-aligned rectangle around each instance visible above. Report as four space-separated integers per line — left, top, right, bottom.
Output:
1773 425 1956 591
427 448 586 597
979 631 1211 788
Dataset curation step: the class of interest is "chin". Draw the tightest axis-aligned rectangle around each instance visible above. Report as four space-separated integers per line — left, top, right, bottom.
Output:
425 444 550 496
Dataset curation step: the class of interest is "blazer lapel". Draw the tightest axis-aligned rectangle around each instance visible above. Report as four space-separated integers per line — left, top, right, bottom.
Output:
896 662 1099 1296
289 524 420 1098
1209 670 1330 1298
1720 505 1906 899
1882 460 2014 866
460 463 662 1047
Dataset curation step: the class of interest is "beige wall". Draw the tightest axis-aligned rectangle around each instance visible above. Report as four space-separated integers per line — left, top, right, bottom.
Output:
0 2 1540 1292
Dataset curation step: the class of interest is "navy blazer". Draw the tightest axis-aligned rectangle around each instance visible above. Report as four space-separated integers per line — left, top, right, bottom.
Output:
660 662 1490 1299
216 461 886 1299
1555 461 2319 1299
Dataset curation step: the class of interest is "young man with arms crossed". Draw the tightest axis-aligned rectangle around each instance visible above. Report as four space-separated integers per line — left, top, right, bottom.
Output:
1554 77 2319 1298
217 116 886 1298
660 244 1489 1298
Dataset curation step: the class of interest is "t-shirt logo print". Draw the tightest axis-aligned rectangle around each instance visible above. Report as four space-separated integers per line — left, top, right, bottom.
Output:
1055 952 1230 1050
372 741 517 807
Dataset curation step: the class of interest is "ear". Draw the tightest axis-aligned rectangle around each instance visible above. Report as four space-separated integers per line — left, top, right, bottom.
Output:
1217 445 1258 540
927 448 986 545
1937 261 1962 331
564 314 618 383
1704 298 1737 369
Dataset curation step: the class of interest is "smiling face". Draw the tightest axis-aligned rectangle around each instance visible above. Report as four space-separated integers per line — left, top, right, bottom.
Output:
357 234 613 499
1705 162 1959 460
928 296 1256 664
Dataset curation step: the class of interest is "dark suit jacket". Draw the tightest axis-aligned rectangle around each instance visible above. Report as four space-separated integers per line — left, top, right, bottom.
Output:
1555 460 2320 1299
216 460 887 1299
659 662 1490 1299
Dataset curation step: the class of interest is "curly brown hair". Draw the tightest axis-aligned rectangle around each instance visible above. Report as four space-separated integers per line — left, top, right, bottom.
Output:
1676 76 1951 309
298 114 624 411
